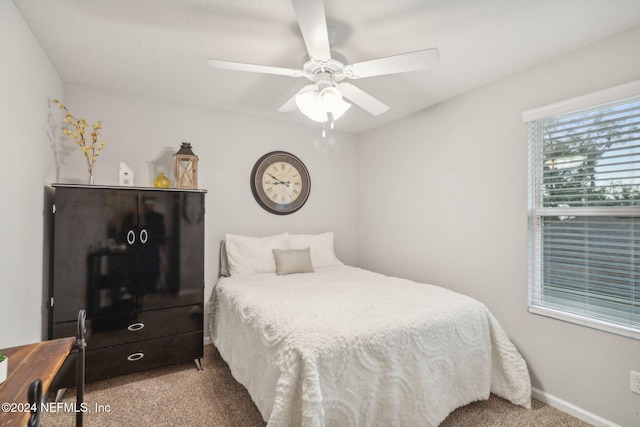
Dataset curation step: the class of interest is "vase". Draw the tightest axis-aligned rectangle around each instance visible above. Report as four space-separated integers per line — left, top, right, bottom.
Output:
0 357 7 384
153 172 171 188
88 172 95 185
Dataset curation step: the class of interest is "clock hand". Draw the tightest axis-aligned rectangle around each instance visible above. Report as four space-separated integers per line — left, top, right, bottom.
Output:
268 173 286 185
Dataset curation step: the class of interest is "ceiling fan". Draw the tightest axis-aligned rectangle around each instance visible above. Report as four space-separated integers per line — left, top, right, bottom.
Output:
208 0 439 129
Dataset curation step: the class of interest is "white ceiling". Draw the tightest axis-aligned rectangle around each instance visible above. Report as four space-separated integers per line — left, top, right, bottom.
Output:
13 0 640 134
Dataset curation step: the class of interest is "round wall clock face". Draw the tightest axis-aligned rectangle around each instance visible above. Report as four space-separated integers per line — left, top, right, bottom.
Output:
250 151 311 215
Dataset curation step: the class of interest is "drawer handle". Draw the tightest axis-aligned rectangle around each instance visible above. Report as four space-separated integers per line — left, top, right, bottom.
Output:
127 322 145 331
127 352 144 362
126 230 135 245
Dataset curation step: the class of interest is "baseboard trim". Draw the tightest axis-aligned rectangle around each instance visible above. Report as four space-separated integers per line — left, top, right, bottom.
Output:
531 387 620 427
203 335 212 346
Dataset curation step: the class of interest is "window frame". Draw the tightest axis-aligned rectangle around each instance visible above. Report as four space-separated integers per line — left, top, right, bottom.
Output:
523 80 640 340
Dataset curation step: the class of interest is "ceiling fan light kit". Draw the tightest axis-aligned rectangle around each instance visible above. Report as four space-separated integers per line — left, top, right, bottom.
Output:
294 72 351 125
296 86 330 123
207 0 439 133
318 86 342 110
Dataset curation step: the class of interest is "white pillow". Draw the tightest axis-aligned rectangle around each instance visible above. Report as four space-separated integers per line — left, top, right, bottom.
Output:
288 232 342 269
225 233 289 276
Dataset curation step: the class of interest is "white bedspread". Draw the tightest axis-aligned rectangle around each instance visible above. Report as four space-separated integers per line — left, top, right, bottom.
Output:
211 265 531 427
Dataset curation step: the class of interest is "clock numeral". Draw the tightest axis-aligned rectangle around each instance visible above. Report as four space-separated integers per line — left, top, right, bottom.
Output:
293 189 299 194
294 182 301 186
272 193 278 201
280 163 286 170
293 174 299 178
265 187 273 193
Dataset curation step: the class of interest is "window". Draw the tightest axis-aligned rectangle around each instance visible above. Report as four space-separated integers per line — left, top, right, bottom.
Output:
524 81 640 339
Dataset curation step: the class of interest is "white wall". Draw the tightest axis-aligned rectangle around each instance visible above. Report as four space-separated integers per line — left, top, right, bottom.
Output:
60 83 359 335
0 0 63 347
357 25 640 426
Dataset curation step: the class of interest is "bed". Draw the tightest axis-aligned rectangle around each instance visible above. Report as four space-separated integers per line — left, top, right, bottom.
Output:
210 232 531 426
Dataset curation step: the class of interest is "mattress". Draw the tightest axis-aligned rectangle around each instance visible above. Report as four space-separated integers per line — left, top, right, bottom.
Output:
210 265 531 427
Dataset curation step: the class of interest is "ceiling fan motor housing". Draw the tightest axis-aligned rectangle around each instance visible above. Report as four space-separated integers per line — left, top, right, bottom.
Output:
301 50 348 84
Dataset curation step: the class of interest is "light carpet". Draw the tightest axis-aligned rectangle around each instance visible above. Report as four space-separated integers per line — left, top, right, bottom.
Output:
41 345 592 426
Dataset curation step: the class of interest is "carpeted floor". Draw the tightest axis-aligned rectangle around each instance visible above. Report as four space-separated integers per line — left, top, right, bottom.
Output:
41 345 592 426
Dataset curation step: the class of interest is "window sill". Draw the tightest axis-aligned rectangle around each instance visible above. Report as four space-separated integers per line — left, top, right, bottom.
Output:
528 305 640 340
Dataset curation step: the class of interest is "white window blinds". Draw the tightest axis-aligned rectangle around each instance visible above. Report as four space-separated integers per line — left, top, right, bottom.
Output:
525 83 640 339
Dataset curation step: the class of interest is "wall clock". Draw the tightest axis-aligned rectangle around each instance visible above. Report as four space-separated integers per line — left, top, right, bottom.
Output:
250 151 311 215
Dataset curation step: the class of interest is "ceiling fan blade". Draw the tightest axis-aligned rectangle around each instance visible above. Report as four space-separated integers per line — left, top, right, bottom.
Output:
278 90 302 112
291 0 331 61
338 82 389 116
208 59 304 77
345 48 440 79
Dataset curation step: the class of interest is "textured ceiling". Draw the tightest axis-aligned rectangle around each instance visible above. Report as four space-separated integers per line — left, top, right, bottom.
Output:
13 0 640 134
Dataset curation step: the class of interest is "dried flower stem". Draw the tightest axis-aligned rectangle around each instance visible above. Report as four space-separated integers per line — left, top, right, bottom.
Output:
52 99 105 176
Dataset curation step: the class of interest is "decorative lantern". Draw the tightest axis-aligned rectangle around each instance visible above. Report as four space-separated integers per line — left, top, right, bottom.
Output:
174 142 199 189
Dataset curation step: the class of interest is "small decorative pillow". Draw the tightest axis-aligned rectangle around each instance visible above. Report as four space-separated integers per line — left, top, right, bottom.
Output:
225 233 289 276
288 232 342 269
272 248 314 275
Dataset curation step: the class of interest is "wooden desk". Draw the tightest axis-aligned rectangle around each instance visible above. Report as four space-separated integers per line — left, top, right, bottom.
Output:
0 337 75 427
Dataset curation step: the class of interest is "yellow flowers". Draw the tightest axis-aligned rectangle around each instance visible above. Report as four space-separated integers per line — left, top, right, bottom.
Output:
52 98 105 175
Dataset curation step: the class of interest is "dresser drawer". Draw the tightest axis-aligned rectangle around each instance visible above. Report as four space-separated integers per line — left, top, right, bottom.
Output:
53 331 203 388
52 304 203 348
86 332 203 382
